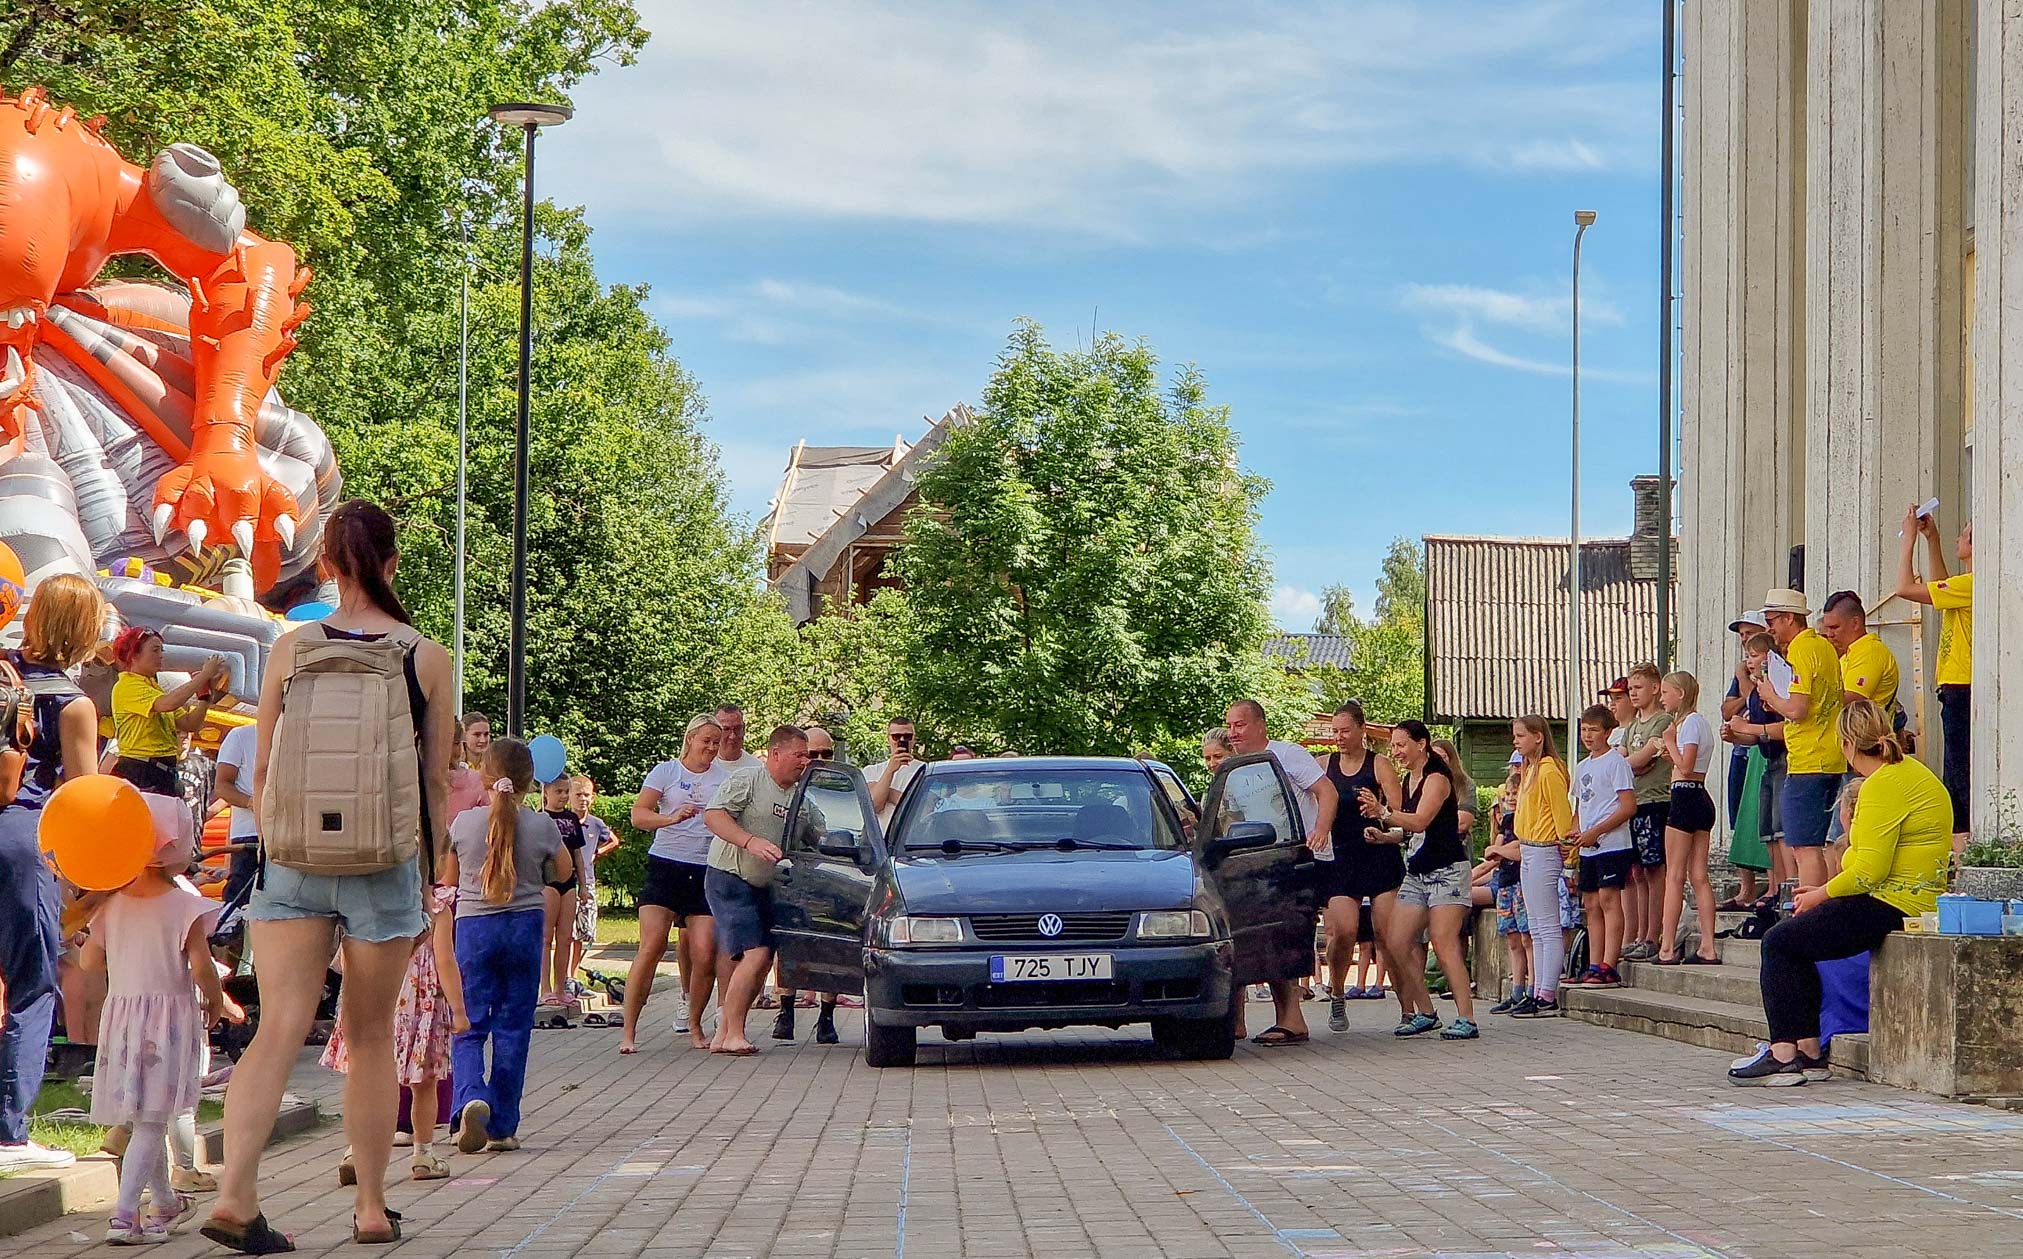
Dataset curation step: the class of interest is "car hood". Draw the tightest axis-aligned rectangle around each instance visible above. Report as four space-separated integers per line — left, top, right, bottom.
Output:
889 848 1198 916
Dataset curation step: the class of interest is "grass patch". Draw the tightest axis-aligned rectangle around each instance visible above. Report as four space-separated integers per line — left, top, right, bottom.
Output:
595 906 641 947
25 1079 105 1161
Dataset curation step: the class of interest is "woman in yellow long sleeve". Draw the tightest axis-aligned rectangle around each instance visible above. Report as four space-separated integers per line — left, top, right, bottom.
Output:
1509 714 1574 1017
1729 699 1952 1086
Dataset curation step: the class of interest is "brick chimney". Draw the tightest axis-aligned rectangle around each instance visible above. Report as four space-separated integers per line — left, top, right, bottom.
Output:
1630 475 1666 581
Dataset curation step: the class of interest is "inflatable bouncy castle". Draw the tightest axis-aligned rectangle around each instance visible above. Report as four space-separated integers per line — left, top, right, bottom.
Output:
0 86 342 733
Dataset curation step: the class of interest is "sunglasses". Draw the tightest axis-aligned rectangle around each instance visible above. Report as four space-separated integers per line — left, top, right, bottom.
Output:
808 749 835 760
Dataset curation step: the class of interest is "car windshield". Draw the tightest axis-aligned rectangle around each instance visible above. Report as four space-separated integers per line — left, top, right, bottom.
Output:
898 767 1181 851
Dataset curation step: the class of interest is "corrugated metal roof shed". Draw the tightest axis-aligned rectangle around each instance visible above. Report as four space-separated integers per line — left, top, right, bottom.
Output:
1263 633 1354 670
1426 534 1675 723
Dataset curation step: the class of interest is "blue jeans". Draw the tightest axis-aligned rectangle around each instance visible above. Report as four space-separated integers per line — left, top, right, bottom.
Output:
450 909 542 1139
0 812 61 1145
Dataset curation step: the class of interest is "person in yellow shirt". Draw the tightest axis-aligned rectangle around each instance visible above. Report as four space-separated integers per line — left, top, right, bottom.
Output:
1754 588 1843 891
108 627 224 797
1509 715 1573 1017
1894 503 1974 841
1817 591 1899 712
1728 700 1950 1087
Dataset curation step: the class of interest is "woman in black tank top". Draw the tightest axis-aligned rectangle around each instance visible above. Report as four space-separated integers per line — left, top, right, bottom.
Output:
1317 704 1406 1031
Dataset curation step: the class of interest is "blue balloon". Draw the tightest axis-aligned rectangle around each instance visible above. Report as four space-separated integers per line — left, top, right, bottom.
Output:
285 601 335 622
529 734 567 785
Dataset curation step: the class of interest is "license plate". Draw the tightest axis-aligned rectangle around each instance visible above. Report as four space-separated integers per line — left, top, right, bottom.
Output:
989 953 1113 982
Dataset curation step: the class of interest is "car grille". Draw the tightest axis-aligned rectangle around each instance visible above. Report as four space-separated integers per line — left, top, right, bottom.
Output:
974 980 1128 1008
968 912 1133 943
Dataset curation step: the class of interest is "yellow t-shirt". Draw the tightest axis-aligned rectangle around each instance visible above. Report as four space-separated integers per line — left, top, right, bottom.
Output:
1514 757 1573 846
111 672 180 758
1840 632 1900 712
1782 629 1847 775
1930 572 1973 688
1824 757 1953 916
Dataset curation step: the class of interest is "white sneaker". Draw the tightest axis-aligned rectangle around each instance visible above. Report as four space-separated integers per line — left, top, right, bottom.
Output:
391 1131 413 1148
0 1141 77 1172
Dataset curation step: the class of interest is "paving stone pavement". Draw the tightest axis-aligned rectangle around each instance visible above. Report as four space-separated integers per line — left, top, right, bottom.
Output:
14 991 2023 1258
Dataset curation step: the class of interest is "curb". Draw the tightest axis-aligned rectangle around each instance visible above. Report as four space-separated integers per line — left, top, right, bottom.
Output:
0 1096 319 1240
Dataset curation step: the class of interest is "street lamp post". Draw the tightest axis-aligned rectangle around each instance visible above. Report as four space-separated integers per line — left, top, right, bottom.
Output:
1570 210 1597 766
454 216 469 717
487 101 572 739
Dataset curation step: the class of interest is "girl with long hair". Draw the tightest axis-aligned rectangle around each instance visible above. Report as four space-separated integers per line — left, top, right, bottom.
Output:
441 738 565 1153
206 500 457 1253
1509 714 1574 1017
1658 671 1721 964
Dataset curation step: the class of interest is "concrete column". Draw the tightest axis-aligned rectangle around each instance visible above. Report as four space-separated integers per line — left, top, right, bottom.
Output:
1971 0 2023 840
1802 0 1968 611
1678 0 1808 711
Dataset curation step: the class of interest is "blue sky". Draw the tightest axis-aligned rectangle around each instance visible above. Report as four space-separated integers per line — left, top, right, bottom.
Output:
546 1 1667 628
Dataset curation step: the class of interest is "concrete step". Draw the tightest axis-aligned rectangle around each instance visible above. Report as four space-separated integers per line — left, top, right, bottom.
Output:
1560 986 1769 1057
1619 958 1762 1006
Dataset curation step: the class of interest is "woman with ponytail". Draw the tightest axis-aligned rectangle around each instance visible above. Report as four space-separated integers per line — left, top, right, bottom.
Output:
209 500 456 1253
1730 699 1952 1086
439 738 565 1151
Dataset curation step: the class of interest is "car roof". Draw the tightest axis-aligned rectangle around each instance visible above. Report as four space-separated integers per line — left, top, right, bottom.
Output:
917 755 1155 776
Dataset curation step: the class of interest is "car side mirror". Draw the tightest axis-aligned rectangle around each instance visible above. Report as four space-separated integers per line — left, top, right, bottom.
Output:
817 831 863 860
1207 820 1278 863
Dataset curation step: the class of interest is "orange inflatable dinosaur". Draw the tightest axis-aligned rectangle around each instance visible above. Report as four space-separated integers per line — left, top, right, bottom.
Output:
0 85 309 582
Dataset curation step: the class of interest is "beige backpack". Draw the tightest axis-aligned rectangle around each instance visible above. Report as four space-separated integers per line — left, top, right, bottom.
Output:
260 624 432 878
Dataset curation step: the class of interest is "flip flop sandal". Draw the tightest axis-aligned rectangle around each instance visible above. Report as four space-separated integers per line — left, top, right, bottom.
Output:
336 1157 356 1187
1249 1026 1309 1046
352 1214 401 1246
1682 954 1723 965
712 1044 760 1056
618 1043 640 1056
1652 955 1683 966
200 1213 296 1255
582 1012 608 1026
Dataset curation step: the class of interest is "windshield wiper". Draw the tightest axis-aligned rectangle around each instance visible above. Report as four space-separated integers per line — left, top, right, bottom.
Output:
1010 838 1143 852
905 838 1019 855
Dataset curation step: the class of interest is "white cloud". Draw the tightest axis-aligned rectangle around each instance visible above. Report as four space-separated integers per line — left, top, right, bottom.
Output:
1432 324 1652 385
548 1 1653 235
1401 283 1623 334
1269 584 1324 630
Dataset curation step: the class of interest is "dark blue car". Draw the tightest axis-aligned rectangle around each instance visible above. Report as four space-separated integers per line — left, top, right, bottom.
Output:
771 753 1319 1066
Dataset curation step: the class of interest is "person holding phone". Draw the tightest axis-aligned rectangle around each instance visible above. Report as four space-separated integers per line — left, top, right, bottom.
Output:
866 717 923 831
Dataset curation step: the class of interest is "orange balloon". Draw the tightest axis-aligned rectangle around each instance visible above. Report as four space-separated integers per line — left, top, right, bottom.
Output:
38 774 155 891
0 540 22 629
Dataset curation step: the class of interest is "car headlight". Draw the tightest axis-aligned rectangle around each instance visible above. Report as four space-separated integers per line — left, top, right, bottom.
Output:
1138 910 1211 939
886 916 963 945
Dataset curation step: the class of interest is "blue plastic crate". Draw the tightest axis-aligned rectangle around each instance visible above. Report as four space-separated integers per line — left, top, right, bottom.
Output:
1936 894 2004 936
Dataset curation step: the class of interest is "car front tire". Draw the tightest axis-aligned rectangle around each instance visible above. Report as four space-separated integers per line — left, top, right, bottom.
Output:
1152 992 1237 1060
864 1011 917 1068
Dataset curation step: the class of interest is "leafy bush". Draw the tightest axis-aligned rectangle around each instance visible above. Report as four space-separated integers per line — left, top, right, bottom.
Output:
588 793 653 909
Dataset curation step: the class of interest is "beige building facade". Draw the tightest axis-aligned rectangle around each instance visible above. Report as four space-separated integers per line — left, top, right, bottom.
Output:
1680 0 2019 837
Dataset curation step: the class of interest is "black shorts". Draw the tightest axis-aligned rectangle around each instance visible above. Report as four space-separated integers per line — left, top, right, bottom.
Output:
640 855 712 922
1319 843 1406 903
114 755 182 796
1630 802 1669 867
1578 849 1634 893
1355 900 1376 943
546 878 578 896
1668 781 1717 834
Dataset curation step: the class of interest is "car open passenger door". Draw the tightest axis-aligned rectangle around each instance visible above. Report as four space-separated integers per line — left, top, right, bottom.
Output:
773 763 886 995
1196 752 1319 985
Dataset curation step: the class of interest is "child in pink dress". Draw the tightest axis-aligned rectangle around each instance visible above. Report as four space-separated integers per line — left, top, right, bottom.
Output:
321 884 461 1180
83 794 243 1245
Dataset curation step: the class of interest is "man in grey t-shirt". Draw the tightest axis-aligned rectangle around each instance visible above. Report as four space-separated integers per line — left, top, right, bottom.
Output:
702 725 811 1054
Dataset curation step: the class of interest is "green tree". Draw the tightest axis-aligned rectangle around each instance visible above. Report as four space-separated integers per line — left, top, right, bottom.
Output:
1312 538 1428 725
896 321 1303 768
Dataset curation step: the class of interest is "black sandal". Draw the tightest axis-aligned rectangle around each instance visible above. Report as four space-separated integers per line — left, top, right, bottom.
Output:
352 1209 403 1246
1249 1025 1309 1046
1682 954 1723 965
201 1213 296 1255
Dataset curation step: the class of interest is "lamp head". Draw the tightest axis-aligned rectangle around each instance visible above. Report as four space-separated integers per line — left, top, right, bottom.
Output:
1574 210 1598 227
488 102 573 129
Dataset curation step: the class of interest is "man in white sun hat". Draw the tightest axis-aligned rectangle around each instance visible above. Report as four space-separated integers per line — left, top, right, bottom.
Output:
1749 589 1843 892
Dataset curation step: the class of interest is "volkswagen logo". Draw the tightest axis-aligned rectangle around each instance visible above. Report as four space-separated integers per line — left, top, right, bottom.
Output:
1037 913 1064 938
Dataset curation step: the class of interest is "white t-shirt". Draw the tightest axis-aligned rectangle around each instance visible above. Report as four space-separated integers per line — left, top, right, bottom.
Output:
1572 748 1635 856
215 723 258 840
1673 711 1715 775
865 759 924 830
1265 740 1325 834
640 758 731 864
716 750 760 774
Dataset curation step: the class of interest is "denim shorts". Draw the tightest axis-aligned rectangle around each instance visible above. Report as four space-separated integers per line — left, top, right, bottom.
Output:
1397 860 1473 911
1781 773 1840 849
246 855 428 943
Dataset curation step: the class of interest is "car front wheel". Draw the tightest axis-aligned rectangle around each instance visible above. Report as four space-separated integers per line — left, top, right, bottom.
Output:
864 1011 917 1068
1152 993 1237 1060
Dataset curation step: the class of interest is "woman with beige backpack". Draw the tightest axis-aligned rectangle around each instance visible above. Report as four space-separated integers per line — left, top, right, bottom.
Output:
203 501 456 1254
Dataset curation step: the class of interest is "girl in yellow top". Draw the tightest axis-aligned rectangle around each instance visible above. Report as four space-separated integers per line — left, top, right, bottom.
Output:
1729 699 1952 1086
108 627 225 797
1510 714 1573 1014
1894 502 1973 839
